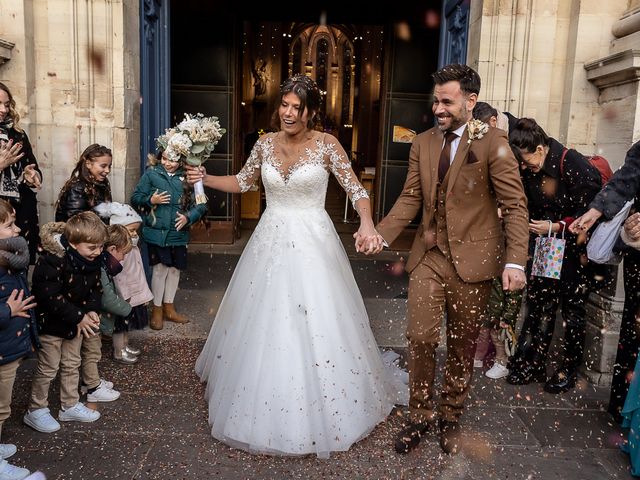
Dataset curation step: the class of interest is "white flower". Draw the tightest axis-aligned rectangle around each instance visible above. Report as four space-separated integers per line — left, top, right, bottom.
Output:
467 119 490 144
167 132 192 157
156 113 226 167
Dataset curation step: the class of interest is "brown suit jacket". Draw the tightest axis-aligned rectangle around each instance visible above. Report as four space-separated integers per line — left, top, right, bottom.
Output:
377 125 529 283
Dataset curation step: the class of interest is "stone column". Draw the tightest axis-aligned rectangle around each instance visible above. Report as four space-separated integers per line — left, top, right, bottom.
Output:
582 4 640 385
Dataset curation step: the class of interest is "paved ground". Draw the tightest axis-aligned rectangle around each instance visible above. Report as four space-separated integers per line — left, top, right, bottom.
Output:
3 229 636 479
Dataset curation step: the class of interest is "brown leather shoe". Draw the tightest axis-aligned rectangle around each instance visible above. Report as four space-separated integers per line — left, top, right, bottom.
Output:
150 305 164 330
439 419 462 454
163 303 189 324
394 421 431 454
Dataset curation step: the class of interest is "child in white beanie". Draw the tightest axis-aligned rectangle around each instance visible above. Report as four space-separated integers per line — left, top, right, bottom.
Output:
94 202 153 363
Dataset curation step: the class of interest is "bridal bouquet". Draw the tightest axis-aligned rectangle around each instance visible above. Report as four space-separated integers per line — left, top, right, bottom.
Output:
157 113 226 204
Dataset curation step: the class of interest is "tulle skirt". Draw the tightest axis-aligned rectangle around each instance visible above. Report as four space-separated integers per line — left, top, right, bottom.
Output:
195 206 394 458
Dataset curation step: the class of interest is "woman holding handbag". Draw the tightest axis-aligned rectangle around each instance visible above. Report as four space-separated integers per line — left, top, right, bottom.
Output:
506 118 602 393
572 140 640 422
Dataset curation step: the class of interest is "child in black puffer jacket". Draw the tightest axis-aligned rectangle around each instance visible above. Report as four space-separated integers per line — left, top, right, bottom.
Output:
23 212 107 436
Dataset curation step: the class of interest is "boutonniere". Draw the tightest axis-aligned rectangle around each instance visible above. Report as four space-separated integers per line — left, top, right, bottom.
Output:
466 119 489 144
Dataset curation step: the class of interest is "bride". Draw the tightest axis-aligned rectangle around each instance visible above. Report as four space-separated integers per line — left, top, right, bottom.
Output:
189 74 395 458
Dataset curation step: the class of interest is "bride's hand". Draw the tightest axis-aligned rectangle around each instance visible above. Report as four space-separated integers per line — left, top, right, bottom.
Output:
355 225 384 255
185 165 205 185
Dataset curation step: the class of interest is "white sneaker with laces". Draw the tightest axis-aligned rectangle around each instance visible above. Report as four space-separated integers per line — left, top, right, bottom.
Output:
473 359 483 368
485 362 509 379
87 384 120 403
0 445 16 460
23 408 60 433
58 403 100 423
0 459 30 480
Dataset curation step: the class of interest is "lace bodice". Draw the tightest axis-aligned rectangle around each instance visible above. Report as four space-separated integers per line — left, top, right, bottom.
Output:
236 132 368 210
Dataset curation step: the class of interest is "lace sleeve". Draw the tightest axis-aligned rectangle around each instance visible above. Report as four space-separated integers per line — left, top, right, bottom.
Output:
235 140 263 192
325 136 369 208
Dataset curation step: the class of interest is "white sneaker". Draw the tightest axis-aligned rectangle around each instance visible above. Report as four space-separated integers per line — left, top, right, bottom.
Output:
0 459 30 480
58 403 100 423
125 345 141 356
473 359 483 368
87 385 120 403
23 408 60 433
113 350 138 365
101 378 114 390
80 378 114 395
485 362 509 379
0 445 15 460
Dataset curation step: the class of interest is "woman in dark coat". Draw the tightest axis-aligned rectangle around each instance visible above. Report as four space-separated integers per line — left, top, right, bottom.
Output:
507 118 603 393
0 82 43 264
572 140 640 421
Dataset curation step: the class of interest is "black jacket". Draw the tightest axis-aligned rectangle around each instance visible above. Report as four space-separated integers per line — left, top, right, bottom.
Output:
31 222 103 339
1 128 42 263
54 177 111 222
521 138 602 227
590 140 640 220
522 138 603 288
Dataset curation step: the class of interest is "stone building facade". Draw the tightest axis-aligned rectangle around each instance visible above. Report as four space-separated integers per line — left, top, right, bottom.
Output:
0 0 140 222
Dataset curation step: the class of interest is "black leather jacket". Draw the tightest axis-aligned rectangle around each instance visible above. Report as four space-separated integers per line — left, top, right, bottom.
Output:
55 177 111 222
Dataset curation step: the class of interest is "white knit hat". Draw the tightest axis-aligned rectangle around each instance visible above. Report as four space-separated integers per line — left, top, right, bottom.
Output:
94 202 142 226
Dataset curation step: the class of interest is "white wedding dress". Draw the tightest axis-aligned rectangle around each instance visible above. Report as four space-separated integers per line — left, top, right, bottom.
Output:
195 132 395 458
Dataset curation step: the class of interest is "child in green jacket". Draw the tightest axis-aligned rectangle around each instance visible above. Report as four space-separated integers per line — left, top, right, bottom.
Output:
131 152 207 330
99 225 134 366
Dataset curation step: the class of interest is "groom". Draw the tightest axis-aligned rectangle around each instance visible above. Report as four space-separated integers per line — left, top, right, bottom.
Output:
362 64 529 454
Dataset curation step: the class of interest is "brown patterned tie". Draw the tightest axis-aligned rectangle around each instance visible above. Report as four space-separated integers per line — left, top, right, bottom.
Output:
438 131 458 183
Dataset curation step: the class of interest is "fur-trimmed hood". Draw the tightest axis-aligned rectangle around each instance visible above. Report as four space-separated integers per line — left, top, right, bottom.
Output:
39 222 65 257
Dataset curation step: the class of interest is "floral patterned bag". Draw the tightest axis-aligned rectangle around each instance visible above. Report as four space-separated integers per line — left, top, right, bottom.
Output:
531 222 566 280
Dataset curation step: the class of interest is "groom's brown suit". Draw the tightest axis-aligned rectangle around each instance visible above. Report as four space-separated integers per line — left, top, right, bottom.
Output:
377 125 529 423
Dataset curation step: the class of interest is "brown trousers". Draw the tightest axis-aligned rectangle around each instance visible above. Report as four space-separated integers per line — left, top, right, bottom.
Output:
81 333 102 390
407 248 492 423
0 358 22 439
29 334 82 410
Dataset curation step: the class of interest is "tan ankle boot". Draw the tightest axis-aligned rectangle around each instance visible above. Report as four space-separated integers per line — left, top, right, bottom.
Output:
150 305 164 330
163 303 189 324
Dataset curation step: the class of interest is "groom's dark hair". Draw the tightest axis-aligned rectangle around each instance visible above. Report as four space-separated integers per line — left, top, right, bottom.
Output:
432 64 481 96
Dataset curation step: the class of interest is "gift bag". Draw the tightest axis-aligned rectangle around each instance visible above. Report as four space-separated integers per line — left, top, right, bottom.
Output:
531 222 566 280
